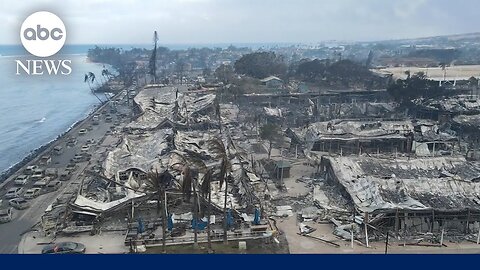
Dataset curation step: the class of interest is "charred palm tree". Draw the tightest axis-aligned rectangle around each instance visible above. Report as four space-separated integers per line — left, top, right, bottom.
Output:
207 138 231 244
171 152 207 249
214 97 222 134
200 169 213 251
146 169 174 253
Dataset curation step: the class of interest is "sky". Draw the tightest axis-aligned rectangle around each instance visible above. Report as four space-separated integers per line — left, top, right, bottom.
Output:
0 0 479 45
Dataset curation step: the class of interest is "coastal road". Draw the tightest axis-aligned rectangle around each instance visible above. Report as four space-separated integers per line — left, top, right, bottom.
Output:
0 88 134 253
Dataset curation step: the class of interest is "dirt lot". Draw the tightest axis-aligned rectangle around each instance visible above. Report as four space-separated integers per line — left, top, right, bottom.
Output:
373 65 480 81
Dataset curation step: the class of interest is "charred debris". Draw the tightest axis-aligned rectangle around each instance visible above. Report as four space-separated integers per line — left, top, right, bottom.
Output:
40 78 480 251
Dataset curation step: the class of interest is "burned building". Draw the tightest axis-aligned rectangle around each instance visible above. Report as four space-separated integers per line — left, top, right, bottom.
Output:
300 119 415 154
295 119 458 156
320 155 480 241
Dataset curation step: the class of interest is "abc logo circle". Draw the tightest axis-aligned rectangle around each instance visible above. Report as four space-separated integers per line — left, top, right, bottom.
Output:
20 11 66 57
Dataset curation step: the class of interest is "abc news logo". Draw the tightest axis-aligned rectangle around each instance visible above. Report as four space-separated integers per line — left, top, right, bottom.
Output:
16 11 72 75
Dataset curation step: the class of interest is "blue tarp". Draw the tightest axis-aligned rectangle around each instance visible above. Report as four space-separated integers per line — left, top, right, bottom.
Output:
137 218 145 234
226 209 234 228
167 213 173 231
191 218 208 230
253 208 261 225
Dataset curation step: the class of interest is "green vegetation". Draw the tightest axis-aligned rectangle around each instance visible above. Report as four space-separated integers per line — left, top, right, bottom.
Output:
234 52 287 79
387 72 447 104
295 59 385 89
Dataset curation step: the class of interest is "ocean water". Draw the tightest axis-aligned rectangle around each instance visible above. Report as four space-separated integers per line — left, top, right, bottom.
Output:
0 46 107 174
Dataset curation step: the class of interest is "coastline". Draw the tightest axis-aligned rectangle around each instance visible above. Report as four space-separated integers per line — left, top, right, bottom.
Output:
0 103 100 182
0 80 123 187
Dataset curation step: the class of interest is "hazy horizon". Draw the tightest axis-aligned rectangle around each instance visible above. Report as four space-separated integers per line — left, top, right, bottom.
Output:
0 0 479 45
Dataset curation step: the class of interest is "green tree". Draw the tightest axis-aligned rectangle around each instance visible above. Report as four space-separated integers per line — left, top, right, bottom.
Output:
234 52 287 79
387 73 447 104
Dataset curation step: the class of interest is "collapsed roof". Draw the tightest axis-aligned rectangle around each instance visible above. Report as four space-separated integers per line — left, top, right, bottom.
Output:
103 128 174 179
415 95 480 114
323 156 480 214
452 114 480 130
126 86 216 131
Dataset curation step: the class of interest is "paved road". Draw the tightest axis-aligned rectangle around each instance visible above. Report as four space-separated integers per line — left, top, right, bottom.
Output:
0 88 135 254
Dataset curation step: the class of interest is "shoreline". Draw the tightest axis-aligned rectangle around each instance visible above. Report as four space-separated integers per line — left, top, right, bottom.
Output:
0 103 102 183
0 59 119 183
0 79 124 186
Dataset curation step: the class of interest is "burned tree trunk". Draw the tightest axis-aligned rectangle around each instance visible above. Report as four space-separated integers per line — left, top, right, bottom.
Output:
223 178 228 244
161 188 167 253
207 181 212 252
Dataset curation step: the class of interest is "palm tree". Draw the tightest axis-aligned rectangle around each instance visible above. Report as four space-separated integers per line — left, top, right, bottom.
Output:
200 169 214 252
84 72 103 103
146 169 174 253
170 152 207 249
207 138 231 244
101 67 111 87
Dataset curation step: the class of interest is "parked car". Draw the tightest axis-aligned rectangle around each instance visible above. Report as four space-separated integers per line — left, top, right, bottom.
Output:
0 208 13 223
78 129 87 135
45 168 58 178
73 154 84 163
14 175 29 185
40 155 52 165
66 163 77 171
105 115 113 122
41 242 86 254
5 187 23 199
9 198 30 210
31 169 44 180
67 138 77 147
24 165 38 175
24 188 42 199
53 145 63 155
59 170 71 181
34 177 51 187
46 181 62 191
81 145 90 153
86 139 96 145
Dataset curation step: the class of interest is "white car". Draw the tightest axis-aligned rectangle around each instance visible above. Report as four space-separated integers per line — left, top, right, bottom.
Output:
78 129 87 135
47 181 62 191
0 208 13 223
34 177 52 187
24 188 42 199
31 169 44 179
25 165 38 175
14 175 29 185
5 187 23 199
9 198 30 210
81 145 90 152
